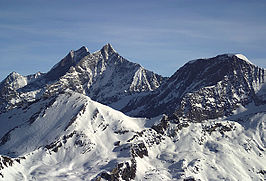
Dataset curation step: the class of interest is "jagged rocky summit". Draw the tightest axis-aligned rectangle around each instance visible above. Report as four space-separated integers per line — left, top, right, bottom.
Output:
0 44 166 113
0 44 265 181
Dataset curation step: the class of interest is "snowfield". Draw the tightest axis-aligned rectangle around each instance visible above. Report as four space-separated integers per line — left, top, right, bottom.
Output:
0 45 265 180
0 91 265 180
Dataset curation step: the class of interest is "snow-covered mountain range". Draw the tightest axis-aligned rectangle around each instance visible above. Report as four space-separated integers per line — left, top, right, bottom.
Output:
123 54 265 119
0 44 265 181
0 44 166 113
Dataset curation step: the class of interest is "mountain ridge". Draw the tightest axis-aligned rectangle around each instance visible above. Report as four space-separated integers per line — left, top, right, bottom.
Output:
0 44 265 180
0 44 166 113
2 45 265 118
122 54 265 119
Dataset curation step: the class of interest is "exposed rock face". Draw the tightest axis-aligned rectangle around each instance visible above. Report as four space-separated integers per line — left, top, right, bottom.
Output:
0 44 166 112
50 43 165 105
98 159 137 181
45 46 90 82
0 46 265 181
123 54 265 121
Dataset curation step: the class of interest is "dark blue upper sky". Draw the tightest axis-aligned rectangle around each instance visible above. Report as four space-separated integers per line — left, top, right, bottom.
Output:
0 0 265 80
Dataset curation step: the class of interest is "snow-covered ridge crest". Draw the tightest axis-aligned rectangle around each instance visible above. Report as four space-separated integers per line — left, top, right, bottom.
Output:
123 52 265 118
226 53 254 65
235 53 254 64
0 46 265 180
188 53 254 65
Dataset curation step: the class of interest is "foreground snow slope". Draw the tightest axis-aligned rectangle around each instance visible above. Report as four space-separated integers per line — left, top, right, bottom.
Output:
0 47 265 180
0 91 265 180
0 91 146 180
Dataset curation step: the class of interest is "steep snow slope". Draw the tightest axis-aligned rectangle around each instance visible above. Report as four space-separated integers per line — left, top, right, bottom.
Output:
0 48 265 180
0 91 265 180
0 91 147 180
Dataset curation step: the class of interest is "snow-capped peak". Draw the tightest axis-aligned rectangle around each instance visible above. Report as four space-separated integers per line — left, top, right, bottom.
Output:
0 47 265 181
234 54 254 65
0 72 28 91
9 71 22 78
188 54 254 66
91 43 117 61
4 72 26 84
90 43 116 61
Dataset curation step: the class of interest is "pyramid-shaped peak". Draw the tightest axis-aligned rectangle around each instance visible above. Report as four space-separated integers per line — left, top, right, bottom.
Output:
100 43 116 54
75 46 89 54
70 46 90 58
69 46 90 62
5 72 24 81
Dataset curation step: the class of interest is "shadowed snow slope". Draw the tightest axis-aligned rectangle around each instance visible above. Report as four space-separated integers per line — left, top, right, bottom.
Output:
0 47 265 180
0 90 265 180
0 91 146 180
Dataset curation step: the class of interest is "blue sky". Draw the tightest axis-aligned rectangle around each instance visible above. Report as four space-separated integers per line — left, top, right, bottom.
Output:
0 0 266 81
